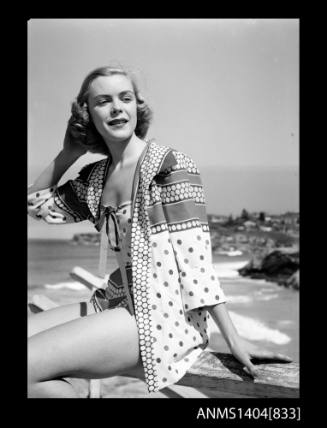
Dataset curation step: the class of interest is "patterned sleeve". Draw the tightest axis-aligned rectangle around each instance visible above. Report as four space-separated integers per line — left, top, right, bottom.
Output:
27 164 93 224
159 152 227 312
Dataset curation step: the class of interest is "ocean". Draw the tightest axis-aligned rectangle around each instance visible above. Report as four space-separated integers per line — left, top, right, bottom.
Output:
28 239 299 362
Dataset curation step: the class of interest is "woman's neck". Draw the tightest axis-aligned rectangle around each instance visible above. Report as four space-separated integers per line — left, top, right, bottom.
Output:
105 134 147 168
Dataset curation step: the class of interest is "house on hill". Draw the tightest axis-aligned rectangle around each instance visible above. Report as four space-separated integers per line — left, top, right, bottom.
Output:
244 220 257 230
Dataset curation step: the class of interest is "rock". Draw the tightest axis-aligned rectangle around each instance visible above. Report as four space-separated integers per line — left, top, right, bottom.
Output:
238 250 299 289
285 270 300 290
72 233 100 245
261 250 299 276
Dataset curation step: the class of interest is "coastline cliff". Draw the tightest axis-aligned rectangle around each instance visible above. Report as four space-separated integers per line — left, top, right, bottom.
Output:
71 210 300 290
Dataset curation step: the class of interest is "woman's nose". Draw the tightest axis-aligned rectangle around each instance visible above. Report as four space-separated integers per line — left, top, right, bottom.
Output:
110 100 123 115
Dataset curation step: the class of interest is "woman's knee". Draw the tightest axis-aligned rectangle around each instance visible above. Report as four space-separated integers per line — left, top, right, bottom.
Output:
28 302 96 338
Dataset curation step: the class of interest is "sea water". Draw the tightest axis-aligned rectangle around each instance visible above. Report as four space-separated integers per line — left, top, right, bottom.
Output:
28 239 299 361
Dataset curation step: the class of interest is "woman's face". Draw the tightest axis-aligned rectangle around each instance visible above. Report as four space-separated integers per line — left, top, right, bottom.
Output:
87 74 137 144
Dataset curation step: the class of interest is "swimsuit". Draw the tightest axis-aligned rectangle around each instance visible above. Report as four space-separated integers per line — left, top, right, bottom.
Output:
90 201 135 313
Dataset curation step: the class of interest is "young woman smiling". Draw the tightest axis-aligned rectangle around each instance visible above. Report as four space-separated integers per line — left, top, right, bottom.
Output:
28 66 291 398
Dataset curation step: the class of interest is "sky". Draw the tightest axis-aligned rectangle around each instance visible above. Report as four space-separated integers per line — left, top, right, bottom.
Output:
28 18 299 239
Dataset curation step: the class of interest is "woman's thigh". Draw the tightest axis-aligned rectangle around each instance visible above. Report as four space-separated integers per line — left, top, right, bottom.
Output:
28 302 96 337
28 307 142 383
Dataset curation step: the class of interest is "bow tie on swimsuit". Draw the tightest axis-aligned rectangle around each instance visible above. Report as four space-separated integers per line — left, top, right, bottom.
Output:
95 205 122 252
95 205 135 316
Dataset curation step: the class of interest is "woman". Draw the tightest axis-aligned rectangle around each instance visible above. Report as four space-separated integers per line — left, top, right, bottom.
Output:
28 66 291 398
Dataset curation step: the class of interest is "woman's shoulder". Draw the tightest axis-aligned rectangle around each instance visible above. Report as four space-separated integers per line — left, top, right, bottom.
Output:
77 157 109 182
171 148 197 166
151 142 199 174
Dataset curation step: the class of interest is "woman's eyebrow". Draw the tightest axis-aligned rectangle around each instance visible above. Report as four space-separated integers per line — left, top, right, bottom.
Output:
119 90 135 97
93 94 112 100
94 90 134 98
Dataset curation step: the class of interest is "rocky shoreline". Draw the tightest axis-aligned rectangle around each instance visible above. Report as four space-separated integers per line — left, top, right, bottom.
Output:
71 210 299 290
238 249 299 290
71 233 100 246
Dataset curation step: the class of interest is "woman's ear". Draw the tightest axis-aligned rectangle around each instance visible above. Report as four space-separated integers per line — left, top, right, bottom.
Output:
136 92 145 104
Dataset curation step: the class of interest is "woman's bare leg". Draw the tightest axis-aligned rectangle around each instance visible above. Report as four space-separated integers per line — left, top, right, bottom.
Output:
28 307 142 398
28 302 96 337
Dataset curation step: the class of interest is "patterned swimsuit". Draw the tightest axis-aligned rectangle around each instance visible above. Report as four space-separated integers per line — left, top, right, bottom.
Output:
90 201 135 313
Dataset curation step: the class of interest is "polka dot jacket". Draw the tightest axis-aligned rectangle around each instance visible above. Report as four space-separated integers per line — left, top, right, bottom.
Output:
28 140 227 393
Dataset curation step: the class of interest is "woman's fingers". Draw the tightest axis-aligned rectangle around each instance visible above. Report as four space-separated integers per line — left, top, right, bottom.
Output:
230 345 259 379
249 349 273 359
243 365 259 379
240 339 292 362
231 340 292 380
274 353 293 362
249 349 293 362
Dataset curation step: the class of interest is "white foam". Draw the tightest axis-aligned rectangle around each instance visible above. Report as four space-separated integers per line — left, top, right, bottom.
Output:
277 320 294 327
207 310 291 345
213 261 248 279
224 277 278 287
226 295 253 304
257 287 279 293
225 291 279 304
256 293 279 301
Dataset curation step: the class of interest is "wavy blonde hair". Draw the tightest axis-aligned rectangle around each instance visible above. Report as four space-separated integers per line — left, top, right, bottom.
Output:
68 66 153 155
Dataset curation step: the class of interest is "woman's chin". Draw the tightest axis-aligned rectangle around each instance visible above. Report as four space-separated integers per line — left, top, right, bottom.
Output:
102 129 135 144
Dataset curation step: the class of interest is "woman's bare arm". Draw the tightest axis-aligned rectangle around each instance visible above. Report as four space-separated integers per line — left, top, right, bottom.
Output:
207 303 292 378
28 123 88 195
28 151 79 195
207 303 259 377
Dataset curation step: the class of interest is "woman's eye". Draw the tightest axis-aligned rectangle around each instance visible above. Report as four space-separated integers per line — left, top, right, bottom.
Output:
97 99 109 106
121 93 134 102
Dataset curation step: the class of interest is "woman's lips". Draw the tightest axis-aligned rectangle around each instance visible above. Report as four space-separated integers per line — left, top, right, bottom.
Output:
108 118 128 126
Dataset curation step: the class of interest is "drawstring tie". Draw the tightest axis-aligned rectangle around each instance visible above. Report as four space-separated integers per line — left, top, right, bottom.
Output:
95 206 134 316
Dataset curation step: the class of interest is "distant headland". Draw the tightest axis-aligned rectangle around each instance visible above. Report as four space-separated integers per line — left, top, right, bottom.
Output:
71 209 299 290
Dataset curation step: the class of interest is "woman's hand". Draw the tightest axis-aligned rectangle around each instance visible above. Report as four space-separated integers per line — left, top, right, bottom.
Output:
230 337 292 379
228 339 260 378
207 304 292 379
238 338 292 362
62 115 88 159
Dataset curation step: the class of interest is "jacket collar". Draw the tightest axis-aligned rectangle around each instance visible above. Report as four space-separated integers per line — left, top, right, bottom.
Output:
86 140 177 221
